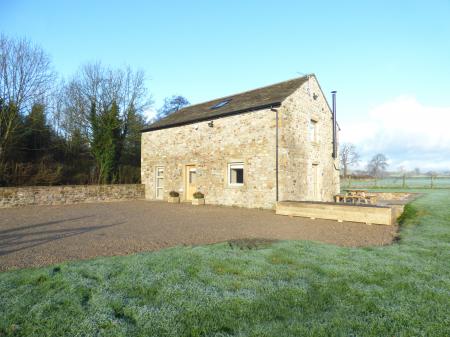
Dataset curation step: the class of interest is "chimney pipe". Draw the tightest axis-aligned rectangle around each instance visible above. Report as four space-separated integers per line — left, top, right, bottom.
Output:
331 91 337 159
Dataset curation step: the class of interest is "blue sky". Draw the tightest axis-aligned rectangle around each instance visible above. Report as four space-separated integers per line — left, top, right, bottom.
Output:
1 0 450 171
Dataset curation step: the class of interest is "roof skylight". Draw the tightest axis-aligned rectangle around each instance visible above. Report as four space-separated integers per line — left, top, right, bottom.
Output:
210 99 231 110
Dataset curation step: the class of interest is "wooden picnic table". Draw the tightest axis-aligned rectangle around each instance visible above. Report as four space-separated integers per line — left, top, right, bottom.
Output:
345 189 368 197
336 190 378 205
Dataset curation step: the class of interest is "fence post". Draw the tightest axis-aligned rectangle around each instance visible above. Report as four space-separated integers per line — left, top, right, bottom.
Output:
431 175 434 189
402 174 406 188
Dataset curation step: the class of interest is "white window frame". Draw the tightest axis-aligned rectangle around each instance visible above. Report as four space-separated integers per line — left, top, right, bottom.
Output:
155 166 164 199
309 119 318 142
228 162 244 186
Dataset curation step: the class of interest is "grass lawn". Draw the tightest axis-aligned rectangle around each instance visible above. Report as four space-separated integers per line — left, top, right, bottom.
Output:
1 190 449 336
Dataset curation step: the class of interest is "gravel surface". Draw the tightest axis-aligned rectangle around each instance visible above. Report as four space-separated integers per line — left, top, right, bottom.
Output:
0 200 398 271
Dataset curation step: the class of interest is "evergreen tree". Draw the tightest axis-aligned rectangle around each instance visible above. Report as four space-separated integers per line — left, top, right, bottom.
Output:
118 104 147 183
90 100 121 184
22 103 52 162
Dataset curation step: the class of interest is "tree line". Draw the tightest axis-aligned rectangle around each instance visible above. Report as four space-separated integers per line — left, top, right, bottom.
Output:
339 143 442 178
339 143 389 178
0 35 189 187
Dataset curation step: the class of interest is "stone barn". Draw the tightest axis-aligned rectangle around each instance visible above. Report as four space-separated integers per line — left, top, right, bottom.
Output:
141 74 340 209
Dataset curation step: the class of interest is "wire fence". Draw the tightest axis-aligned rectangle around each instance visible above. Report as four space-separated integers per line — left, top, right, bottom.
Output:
341 176 450 189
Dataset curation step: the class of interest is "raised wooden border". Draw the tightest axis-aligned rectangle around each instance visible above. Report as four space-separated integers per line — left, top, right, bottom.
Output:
276 201 396 225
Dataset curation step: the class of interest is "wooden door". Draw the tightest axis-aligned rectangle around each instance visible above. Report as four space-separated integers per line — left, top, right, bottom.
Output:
185 165 197 201
312 164 319 201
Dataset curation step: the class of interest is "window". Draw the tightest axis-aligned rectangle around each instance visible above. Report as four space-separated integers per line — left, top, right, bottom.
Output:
155 166 164 199
189 167 196 184
228 163 244 186
210 99 231 109
309 119 317 142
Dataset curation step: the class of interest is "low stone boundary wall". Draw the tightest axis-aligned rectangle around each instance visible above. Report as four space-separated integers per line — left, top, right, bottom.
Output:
0 184 145 208
276 201 396 225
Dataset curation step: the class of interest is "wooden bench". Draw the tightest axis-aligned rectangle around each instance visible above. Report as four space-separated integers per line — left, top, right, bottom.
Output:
334 194 346 203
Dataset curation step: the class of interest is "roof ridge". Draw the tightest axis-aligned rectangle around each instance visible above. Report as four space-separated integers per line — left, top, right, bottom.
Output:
178 74 313 111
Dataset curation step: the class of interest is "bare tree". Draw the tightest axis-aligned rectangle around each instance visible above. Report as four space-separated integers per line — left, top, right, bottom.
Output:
0 35 55 173
426 170 438 189
60 62 151 182
339 143 360 177
61 63 150 138
0 35 55 111
367 153 388 178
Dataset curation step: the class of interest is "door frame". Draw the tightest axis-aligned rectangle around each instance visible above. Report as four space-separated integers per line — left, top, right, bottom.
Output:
155 166 165 200
312 163 320 201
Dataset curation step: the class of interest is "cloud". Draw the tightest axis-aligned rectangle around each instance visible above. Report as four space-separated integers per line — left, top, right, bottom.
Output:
340 96 450 171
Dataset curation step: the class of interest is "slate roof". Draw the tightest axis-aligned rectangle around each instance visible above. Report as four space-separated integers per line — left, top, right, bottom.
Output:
142 75 310 132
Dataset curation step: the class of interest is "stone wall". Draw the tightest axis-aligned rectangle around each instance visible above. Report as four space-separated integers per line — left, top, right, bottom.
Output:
141 75 340 209
141 109 277 209
278 76 340 202
0 184 145 208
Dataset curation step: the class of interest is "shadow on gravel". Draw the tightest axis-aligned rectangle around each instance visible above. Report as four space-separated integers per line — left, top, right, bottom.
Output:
0 216 123 256
0 216 94 235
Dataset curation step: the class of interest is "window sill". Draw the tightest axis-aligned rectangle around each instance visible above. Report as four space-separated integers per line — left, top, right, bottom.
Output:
227 184 244 189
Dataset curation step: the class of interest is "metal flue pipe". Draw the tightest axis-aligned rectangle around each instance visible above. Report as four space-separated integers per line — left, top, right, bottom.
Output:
331 91 337 159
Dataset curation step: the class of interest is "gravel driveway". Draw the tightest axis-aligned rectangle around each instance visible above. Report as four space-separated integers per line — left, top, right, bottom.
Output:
0 200 398 271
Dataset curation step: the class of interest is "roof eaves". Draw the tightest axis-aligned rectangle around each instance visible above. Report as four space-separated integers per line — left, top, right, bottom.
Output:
141 102 282 133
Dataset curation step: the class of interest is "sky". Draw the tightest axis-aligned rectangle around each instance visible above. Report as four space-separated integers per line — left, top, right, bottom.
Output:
1 0 449 171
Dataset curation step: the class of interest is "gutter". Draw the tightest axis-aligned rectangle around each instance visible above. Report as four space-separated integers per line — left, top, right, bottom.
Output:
141 102 282 132
271 108 279 202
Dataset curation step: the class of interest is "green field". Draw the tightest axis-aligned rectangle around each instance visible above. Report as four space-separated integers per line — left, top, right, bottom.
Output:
342 176 450 189
1 190 449 336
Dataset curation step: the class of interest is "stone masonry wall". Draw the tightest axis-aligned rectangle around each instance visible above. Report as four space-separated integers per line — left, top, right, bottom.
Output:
278 76 340 202
0 184 145 208
141 76 340 209
141 109 277 209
